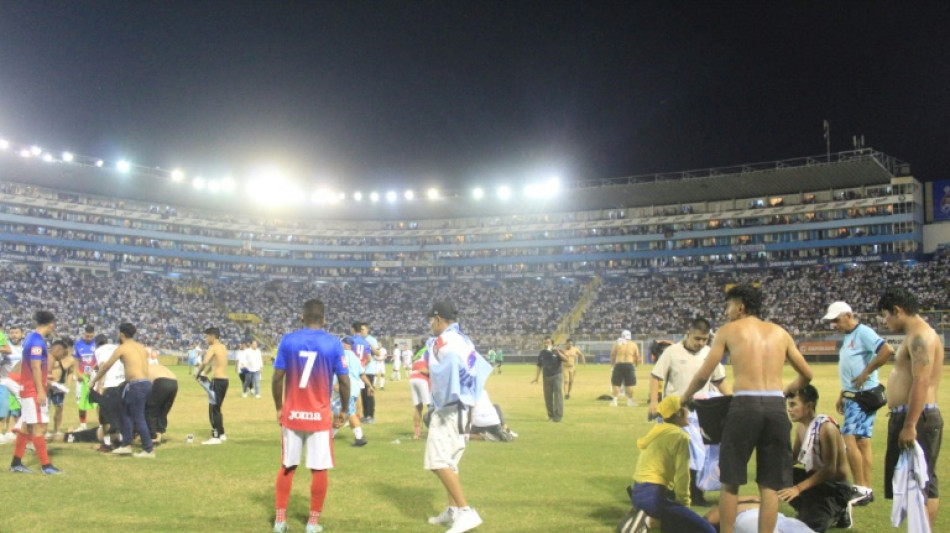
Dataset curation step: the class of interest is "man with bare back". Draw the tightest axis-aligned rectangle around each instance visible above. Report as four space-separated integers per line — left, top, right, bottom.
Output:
90 322 154 458
877 288 944 528
684 284 813 533
197 326 230 445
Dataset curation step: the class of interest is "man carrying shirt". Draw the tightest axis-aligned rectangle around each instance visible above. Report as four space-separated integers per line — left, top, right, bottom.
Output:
9 311 62 475
272 299 349 533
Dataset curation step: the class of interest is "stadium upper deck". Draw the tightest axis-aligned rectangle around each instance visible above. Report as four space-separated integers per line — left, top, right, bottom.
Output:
0 148 925 280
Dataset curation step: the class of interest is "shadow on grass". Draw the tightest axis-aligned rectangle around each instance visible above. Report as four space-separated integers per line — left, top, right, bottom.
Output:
372 481 433 520
588 503 627 528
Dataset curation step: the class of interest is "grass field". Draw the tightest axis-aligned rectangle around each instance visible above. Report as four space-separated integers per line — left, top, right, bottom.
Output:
4 362 948 533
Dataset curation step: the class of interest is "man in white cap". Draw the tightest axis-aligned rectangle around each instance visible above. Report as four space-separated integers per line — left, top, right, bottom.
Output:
610 329 641 407
822 301 894 505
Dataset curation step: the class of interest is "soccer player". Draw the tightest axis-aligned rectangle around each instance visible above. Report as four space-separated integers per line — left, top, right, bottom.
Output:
0 327 14 444
197 326 229 444
610 329 641 406
877 288 944 529
74 325 98 430
334 336 372 446
390 343 402 382
821 301 894 504
683 284 813 533
424 300 492 533
350 322 376 423
90 322 155 458
272 298 349 533
9 311 62 475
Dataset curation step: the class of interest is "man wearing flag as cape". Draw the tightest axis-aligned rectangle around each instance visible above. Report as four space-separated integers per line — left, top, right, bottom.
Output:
423 300 492 533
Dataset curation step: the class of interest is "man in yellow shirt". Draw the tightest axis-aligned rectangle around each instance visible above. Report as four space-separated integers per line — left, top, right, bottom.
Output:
620 395 715 533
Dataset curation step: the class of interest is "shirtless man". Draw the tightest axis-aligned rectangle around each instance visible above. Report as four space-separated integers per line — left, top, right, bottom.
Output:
146 362 179 444
561 339 586 400
90 322 155 458
197 327 229 444
684 284 813 533
877 288 944 528
47 340 76 437
610 330 641 407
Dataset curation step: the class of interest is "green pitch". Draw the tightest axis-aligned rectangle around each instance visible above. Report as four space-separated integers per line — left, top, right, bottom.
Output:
6 363 948 532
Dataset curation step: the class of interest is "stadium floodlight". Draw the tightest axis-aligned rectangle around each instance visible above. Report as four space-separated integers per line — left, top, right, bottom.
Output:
337 192 346 201
42 153 54 163
208 179 221 193
386 191 398 203
427 188 439 200
472 187 484 200
221 177 235 191
30 146 42 156
116 160 132 174
61 151 74 162
370 191 380 203
193 177 206 190
404 190 414 201
170 169 185 182
0 140 8 150
497 185 512 200
311 188 336 205
353 191 363 202
95 160 104 167
20 149 31 158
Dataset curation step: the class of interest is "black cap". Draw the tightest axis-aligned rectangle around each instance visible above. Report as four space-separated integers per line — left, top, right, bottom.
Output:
427 301 458 320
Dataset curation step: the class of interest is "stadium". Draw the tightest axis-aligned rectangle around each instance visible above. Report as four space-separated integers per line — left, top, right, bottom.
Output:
1 133 949 532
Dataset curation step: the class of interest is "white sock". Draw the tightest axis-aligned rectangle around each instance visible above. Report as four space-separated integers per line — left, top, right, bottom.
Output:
104 435 111 446
353 427 364 440
379 378 385 388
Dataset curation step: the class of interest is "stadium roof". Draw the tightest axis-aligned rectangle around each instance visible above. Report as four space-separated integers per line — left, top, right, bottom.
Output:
0 148 908 220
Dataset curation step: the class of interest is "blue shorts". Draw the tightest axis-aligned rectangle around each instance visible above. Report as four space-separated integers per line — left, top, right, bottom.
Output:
331 395 357 417
0 385 9 417
841 398 875 439
50 392 65 407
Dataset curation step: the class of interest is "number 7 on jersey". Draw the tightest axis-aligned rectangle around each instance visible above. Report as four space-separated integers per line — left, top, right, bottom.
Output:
298 350 318 388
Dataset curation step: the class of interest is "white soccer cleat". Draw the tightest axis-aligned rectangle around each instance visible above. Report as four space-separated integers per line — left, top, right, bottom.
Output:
445 508 482 533
202 437 222 445
428 507 456 526
133 450 156 459
219 434 227 441
272 522 288 533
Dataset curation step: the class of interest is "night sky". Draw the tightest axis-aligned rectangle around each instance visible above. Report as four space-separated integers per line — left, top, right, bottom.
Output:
1 1 948 191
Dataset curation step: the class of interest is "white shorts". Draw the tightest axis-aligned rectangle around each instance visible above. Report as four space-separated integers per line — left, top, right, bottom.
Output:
281 428 334 470
410 378 430 406
424 405 467 472
20 397 50 425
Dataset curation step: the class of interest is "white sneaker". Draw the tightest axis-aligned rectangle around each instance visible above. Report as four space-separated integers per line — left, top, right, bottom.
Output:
242 393 247 398
220 434 227 442
133 450 156 459
112 446 133 455
609 398 618 407
446 508 482 533
202 438 222 445
428 507 456 526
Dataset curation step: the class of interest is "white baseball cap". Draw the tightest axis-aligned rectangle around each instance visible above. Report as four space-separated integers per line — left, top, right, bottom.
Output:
621 330 632 339
822 301 853 321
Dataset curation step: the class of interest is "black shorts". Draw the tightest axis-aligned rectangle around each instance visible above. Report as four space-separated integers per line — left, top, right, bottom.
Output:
885 407 942 499
98 386 123 429
719 395 792 490
611 363 636 387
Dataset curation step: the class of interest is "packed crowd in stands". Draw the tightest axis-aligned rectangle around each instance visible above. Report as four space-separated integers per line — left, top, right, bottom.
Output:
0 251 947 356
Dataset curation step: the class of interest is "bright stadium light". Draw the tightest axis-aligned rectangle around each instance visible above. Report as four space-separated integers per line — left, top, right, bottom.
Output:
193 177 206 190
427 188 439 200
524 177 560 199
337 192 346 201
208 179 221 193
404 190 414 201
42 153 54 163
95 160 104 167
386 191 398 203
170 169 185 182
0 140 8 150
221 177 235 192
497 185 512 200
116 160 132 174
20 149 31 158
353 191 363 202
61 151 74 162
370 192 380 203
472 187 484 200
30 145 42 156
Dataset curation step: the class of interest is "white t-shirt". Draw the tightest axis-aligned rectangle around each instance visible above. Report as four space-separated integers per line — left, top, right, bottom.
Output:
391 349 402 368
245 348 263 372
8 343 23 366
95 344 125 388
651 342 726 398
235 349 248 370
472 391 501 428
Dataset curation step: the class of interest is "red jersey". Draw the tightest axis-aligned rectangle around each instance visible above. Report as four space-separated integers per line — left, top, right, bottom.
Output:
410 358 429 384
19 331 48 399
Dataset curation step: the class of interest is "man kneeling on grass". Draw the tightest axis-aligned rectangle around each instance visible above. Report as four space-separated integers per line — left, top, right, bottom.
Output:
620 395 715 533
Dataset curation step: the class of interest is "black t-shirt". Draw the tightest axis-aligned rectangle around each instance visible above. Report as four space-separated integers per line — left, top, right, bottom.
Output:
537 348 562 377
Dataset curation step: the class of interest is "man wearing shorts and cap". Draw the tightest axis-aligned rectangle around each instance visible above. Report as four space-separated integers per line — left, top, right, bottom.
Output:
877 288 944 530
424 300 492 533
610 329 641 407
684 284 813 533
822 301 894 505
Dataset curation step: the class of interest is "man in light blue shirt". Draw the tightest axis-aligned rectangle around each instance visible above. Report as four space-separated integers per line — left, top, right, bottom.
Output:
823 301 894 504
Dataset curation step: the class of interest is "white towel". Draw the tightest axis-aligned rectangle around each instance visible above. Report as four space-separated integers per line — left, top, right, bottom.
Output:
890 442 931 533
798 415 833 472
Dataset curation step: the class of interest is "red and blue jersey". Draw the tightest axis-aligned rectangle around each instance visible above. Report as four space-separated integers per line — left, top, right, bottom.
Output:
350 334 373 369
74 338 97 376
20 331 48 399
274 328 346 432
